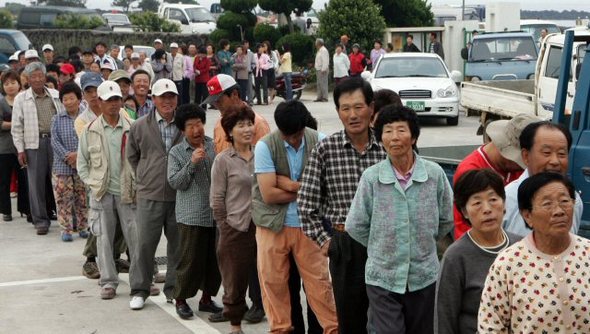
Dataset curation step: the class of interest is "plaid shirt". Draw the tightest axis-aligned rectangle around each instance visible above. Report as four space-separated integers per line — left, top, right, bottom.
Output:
156 111 178 153
51 110 80 175
136 98 155 118
298 130 385 247
167 137 215 226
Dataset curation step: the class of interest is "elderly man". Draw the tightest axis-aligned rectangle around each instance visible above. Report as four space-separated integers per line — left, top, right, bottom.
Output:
453 114 541 239
127 79 186 310
109 44 125 71
77 81 138 300
503 121 582 236
11 62 65 235
314 38 329 102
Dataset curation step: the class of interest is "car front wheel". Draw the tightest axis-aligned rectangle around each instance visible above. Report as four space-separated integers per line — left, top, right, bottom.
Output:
446 115 459 126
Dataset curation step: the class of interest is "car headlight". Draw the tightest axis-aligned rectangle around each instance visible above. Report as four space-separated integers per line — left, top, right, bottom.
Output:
437 85 457 98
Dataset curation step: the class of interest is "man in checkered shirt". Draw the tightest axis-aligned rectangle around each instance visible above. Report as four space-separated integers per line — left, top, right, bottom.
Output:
298 77 385 334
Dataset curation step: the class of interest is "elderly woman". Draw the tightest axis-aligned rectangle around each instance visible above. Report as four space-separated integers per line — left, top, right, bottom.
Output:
51 82 88 241
345 105 453 334
210 104 256 334
478 172 590 333
435 169 521 334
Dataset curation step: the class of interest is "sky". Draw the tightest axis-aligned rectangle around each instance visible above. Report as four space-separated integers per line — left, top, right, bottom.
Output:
2 0 590 12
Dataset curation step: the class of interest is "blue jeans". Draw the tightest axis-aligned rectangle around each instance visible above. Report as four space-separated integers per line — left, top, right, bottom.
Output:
284 72 293 101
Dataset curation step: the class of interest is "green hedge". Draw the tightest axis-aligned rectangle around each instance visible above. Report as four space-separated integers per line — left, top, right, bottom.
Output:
253 23 281 46
276 33 314 65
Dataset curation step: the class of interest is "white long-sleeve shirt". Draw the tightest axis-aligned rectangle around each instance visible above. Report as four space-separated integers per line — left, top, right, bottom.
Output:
333 52 350 78
315 46 329 72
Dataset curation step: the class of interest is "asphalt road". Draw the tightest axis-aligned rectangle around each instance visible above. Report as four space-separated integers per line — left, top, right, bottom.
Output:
0 91 482 334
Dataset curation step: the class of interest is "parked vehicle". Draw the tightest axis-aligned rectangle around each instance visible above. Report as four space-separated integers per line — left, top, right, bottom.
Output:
275 69 309 101
362 53 462 125
102 13 134 32
158 4 216 35
520 19 561 44
0 30 33 65
118 45 155 60
461 27 589 137
16 6 110 31
465 32 538 81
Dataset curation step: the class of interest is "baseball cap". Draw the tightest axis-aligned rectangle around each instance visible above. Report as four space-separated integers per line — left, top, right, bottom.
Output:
100 62 114 71
80 71 104 90
170 42 179 48
130 52 140 59
97 81 122 100
108 70 131 83
154 39 163 44
42 44 54 52
152 79 178 96
204 74 238 105
8 52 18 62
486 114 543 169
25 49 40 59
60 63 75 75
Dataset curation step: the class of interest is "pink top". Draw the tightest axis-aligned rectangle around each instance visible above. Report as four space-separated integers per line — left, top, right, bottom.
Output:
255 53 271 77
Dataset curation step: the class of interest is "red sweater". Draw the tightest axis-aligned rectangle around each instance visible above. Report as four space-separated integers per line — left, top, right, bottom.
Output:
349 52 366 75
453 145 523 239
194 56 211 83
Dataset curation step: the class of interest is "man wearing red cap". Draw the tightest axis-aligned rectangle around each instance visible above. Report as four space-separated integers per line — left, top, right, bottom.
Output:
59 63 76 90
204 74 270 154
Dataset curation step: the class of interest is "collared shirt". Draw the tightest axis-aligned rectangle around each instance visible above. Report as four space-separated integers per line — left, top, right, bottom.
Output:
155 111 178 153
100 116 123 196
299 129 386 247
167 137 215 226
210 146 254 232
136 97 154 118
345 155 454 294
51 110 80 175
34 89 57 134
333 52 350 78
171 53 184 81
315 46 329 72
392 156 416 190
503 169 582 236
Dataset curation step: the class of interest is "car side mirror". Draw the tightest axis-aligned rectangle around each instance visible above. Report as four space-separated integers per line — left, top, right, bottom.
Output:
451 70 463 83
361 71 371 80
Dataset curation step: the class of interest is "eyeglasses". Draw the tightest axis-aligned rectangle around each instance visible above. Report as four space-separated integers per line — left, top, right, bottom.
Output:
535 198 574 212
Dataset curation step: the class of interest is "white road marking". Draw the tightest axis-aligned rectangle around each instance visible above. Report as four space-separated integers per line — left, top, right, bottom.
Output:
0 275 86 287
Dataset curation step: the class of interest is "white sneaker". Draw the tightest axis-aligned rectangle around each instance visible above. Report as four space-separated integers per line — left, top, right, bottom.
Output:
129 296 145 310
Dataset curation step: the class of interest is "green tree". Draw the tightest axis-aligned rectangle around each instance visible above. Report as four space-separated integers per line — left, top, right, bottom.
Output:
210 0 257 44
221 0 257 13
374 0 433 27
138 0 159 12
129 11 181 32
0 10 14 29
37 0 86 7
275 33 314 65
258 0 312 34
254 23 282 46
318 0 386 52
55 13 104 29
112 0 132 12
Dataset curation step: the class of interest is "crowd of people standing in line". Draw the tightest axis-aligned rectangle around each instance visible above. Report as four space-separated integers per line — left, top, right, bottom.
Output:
1 34 590 334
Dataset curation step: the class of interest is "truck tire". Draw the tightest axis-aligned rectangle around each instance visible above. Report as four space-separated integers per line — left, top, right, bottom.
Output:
447 115 459 126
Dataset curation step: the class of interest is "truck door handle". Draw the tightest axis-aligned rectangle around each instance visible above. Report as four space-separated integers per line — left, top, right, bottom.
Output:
582 167 590 176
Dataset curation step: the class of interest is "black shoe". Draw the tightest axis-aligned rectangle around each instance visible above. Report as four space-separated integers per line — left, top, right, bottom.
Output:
49 211 57 220
26 214 33 223
36 226 49 235
115 258 130 273
176 300 194 319
243 304 265 323
2 214 12 222
198 300 223 313
208 310 228 323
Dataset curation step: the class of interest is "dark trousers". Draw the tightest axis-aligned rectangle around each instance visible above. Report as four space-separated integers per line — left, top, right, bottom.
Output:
237 79 249 102
174 80 183 106
289 253 322 334
328 231 369 334
366 283 436 334
0 153 18 215
25 137 53 227
181 78 191 105
173 224 221 300
254 71 268 104
195 82 208 109
217 221 257 325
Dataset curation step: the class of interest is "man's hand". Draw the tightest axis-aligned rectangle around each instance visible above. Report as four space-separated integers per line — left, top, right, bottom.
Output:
321 239 331 257
18 152 27 167
191 145 206 165
65 152 77 168
276 175 300 193
160 58 166 64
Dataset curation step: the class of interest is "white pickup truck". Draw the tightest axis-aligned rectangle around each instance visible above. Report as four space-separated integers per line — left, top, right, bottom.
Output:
461 27 590 137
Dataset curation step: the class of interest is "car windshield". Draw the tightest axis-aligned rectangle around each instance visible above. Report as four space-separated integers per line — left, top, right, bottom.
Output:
471 36 538 62
186 8 214 22
375 57 449 78
521 24 561 42
103 14 130 24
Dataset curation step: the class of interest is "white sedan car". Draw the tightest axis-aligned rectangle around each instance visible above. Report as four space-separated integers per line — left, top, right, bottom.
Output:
363 53 462 125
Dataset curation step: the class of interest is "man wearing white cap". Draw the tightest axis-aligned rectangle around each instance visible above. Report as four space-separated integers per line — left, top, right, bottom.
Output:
126 78 183 310
77 80 138 300
24 50 41 64
42 44 54 65
8 52 19 71
170 43 185 105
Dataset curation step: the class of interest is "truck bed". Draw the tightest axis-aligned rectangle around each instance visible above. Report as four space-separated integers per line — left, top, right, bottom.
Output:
460 80 536 118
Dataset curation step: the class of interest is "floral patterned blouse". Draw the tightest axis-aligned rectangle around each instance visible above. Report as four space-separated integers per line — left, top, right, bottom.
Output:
478 233 590 333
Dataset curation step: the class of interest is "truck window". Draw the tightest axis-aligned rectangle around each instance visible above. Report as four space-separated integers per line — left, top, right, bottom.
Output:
40 13 57 27
169 9 185 22
0 36 16 55
472 37 537 62
544 46 563 79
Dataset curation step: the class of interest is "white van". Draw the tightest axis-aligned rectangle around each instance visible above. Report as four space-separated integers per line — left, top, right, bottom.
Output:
158 4 216 35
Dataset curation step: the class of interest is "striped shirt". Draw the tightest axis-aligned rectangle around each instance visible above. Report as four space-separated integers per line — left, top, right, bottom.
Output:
50 110 80 175
156 111 178 153
167 137 216 226
298 129 386 247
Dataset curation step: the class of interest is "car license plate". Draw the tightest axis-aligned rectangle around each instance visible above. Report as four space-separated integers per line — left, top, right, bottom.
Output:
406 101 425 111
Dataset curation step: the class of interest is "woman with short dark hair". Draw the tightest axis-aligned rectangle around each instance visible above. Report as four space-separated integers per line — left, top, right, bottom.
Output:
217 39 232 76
435 169 521 334
478 172 590 333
